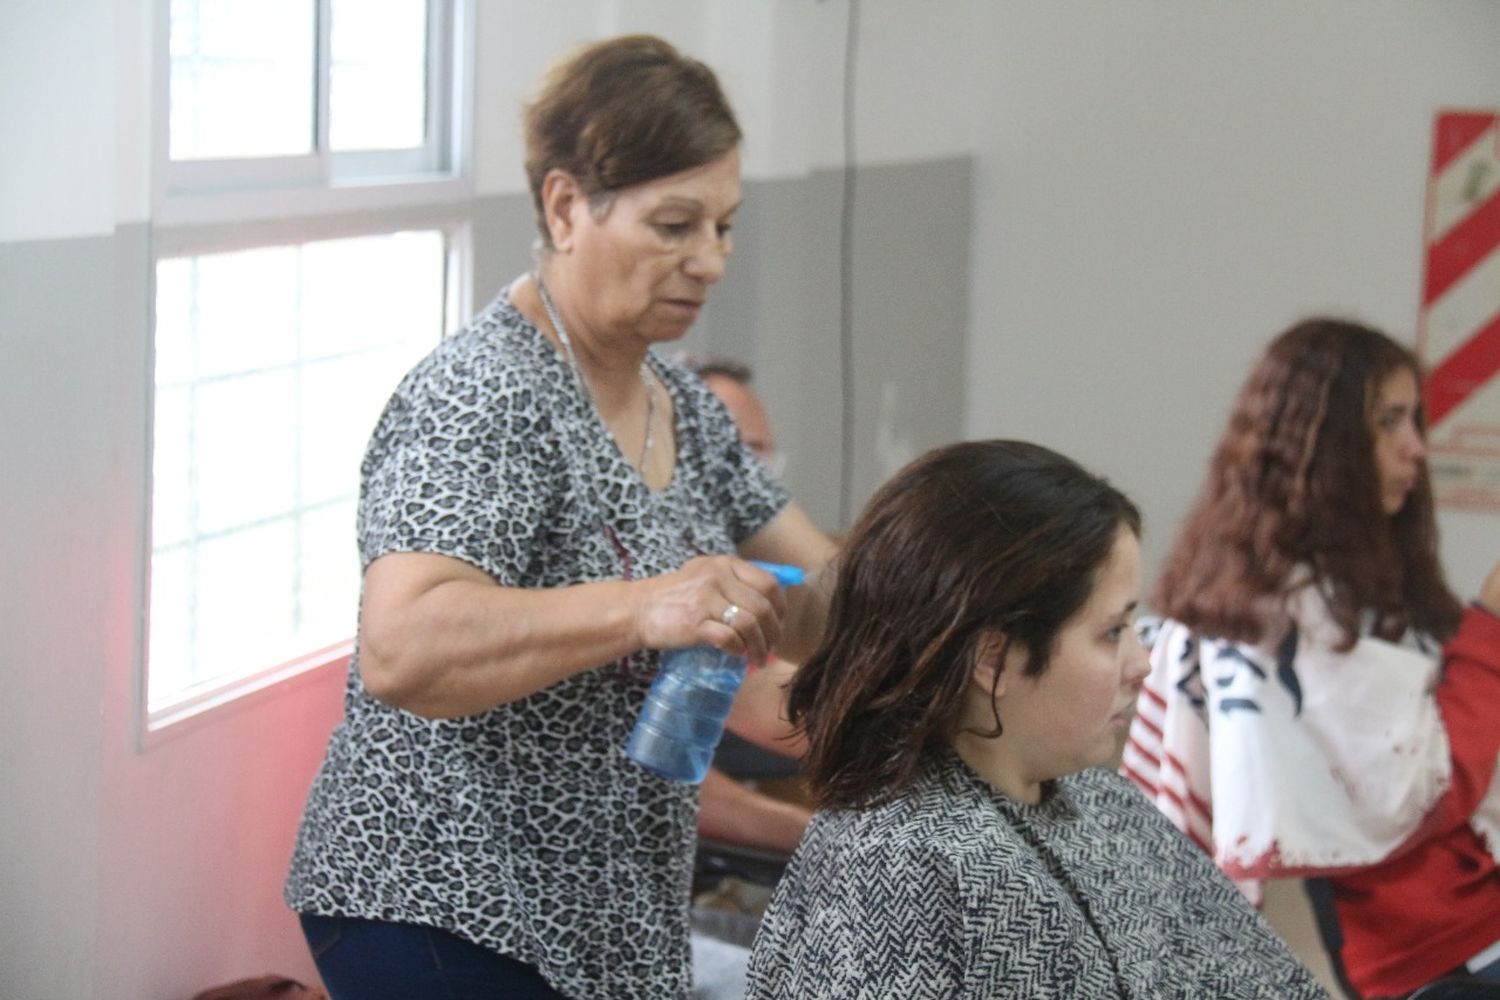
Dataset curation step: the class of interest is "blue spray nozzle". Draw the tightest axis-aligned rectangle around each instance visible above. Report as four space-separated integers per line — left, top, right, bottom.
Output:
749 560 805 587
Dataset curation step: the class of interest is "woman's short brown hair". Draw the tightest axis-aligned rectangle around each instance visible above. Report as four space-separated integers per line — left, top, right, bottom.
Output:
1152 317 1462 647
522 34 742 247
787 440 1141 811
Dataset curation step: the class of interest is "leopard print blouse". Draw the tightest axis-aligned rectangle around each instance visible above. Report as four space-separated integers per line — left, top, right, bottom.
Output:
284 289 790 1000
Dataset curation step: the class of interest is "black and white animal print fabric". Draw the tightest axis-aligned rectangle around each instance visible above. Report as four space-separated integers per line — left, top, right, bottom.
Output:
746 753 1328 999
284 289 790 1000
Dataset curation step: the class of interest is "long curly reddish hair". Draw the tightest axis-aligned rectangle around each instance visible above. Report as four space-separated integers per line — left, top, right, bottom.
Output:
1153 317 1461 648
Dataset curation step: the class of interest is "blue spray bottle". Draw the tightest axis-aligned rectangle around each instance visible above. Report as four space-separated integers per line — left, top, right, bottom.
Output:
626 561 806 783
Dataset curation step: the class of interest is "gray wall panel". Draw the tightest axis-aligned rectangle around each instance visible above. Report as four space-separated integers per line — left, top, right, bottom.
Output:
470 192 544 310
686 158 971 532
0 234 113 1000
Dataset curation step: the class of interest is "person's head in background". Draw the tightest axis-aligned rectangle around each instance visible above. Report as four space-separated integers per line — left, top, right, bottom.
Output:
786 440 1145 809
677 354 784 476
1154 316 1462 648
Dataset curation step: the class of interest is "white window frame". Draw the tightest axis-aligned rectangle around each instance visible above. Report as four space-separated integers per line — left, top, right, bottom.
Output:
142 0 476 746
152 0 474 227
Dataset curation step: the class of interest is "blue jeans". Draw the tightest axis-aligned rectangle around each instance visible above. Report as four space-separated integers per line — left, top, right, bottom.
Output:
299 913 567 1000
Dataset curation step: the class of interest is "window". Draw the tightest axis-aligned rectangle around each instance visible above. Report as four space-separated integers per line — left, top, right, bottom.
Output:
147 0 470 730
165 0 456 198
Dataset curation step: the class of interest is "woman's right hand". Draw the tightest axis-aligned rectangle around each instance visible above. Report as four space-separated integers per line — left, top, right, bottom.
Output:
632 555 788 662
359 552 796 718
1479 558 1500 616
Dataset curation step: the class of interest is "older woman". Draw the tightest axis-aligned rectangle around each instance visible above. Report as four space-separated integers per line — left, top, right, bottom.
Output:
745 440 1326 999
1125 319 1500 998
284 35 834 1000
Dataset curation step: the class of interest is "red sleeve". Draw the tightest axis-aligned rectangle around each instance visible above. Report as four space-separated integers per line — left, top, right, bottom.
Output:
1420 604 1500 835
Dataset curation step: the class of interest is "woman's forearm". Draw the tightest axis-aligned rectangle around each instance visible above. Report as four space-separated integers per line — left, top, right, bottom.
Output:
698 766 811 854
726 657 807 758
359 548 793 718
778 562 833 664
738 501 838 663
358 552 647 718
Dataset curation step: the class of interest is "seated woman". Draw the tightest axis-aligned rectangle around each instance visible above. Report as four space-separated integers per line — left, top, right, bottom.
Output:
745 440 1326 999
1124 318 1500 999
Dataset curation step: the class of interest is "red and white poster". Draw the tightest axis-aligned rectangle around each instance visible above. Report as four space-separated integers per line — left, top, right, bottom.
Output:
1419 109 1500 513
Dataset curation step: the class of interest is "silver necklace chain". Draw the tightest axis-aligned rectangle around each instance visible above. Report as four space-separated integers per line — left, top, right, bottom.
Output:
535 273 657 472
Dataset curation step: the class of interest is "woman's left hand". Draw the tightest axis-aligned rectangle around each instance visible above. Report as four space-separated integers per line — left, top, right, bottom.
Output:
738 502 839 664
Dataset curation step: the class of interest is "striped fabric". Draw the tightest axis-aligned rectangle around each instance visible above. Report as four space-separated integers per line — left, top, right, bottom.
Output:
1420 109 1500 509
1123 584 1500 889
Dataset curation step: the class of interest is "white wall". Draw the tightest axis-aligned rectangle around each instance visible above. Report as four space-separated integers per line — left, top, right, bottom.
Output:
947 0 1500 594
469 0 861 193
3 2 1499 998
0 1 117 241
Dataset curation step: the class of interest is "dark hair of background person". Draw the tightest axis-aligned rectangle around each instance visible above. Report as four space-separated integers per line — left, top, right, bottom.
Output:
1153 317 1463 649
786 440 1141 811
522 33 743 248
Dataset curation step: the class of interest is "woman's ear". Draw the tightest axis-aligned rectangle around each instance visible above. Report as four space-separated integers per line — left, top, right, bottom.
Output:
971 630 1010 700
541 169 583 253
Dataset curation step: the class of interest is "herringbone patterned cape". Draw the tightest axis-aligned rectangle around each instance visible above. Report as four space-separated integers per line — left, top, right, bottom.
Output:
746 754 1327 999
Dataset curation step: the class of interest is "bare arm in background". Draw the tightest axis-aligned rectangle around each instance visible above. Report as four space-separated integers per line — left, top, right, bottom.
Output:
698 767 812 854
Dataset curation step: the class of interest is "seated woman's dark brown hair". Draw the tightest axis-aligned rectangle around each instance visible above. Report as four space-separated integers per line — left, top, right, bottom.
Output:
747 440 1326 998
788 438 1139 810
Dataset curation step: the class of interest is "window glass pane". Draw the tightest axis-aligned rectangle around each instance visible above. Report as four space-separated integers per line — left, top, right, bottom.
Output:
299 354 395 506
195 521 297 677
329 0 429 151
193 247 303 378
154 259 195 385
149 230 446 713
302 232 443 356
192 520 298 690
170 0 315 160
152 385 193 550
297 500 362 648
194 370 299 534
